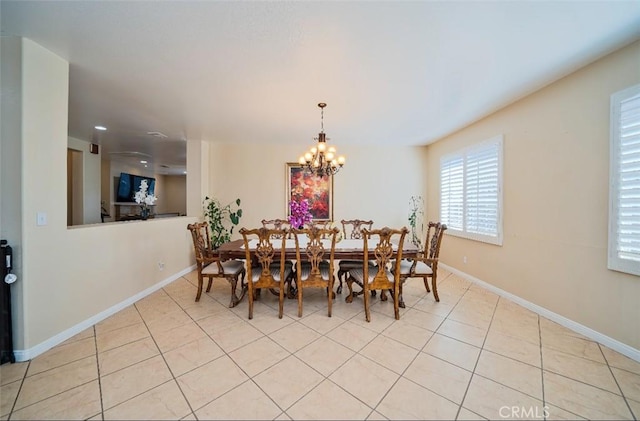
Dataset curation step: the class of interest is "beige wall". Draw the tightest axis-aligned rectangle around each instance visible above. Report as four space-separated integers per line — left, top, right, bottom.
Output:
157 174 187 215
0 36 25 350
206 143 427 236
14 38 197 358
426 40 640 351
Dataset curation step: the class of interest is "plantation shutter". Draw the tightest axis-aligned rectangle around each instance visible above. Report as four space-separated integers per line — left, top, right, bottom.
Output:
441 155 464 231
610 86 640 275
440 136 503 246
466 142 500 238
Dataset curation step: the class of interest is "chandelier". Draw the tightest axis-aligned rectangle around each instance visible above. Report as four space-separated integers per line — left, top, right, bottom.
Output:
298 103 345 176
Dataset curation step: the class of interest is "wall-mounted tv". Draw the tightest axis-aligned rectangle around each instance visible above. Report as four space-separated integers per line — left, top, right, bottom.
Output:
116 172 156 203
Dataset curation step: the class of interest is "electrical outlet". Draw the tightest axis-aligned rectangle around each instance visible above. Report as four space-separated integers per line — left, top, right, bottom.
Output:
158 262 165 271
463 256 467 264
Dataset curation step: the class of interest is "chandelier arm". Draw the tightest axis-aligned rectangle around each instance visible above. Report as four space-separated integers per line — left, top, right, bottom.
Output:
298 102 345 176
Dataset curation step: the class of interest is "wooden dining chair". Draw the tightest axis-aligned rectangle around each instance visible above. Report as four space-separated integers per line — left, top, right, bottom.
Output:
291 226 339 317
346 227 408 322
240 227 293 319
302 220 332 237
397 222 447 303
336 219 374 294
187 222 246 307
261 219 292 238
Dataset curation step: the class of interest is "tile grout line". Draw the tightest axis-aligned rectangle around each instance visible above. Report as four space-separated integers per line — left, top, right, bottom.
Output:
162 281 262 419
92 324 105 421
96 298 195 420
358 272 464 418
164 279 342 417
6 359 31 420
15 269 639 420
453 285 499 421
539 321 626 420
598 342 638 421
539 313 547 421
134 294 199 419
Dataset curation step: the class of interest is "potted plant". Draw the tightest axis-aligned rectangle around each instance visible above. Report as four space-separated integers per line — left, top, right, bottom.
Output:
203 196 243 250
408 195 424 251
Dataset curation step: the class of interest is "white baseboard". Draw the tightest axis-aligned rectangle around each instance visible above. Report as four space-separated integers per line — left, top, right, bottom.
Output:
440 263 640 363
13 265 196 362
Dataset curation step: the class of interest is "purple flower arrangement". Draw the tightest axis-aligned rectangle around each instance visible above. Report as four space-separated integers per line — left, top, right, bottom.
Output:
289 199 313 229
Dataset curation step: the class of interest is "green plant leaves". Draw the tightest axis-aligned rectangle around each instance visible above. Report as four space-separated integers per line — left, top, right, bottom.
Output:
203 196 243 249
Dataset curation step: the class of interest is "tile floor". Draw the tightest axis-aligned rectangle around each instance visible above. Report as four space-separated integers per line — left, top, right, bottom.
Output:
1 268 639 420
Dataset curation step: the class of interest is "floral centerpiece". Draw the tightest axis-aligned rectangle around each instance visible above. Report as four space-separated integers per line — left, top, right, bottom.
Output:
289 198 313 229
135 179 157 220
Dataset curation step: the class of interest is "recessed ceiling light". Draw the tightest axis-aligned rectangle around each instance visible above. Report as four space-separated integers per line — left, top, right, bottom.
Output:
94 125 107 131
140 160 148 164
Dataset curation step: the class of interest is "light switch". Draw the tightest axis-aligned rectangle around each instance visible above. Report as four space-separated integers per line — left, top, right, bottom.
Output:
37 212 47 226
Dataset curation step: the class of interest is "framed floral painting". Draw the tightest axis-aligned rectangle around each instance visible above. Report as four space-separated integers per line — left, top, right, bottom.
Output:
286 163 333 222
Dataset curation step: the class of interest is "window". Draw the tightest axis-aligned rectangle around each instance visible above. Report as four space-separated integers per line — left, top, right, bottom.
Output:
609 84 640 276
440 135 503 245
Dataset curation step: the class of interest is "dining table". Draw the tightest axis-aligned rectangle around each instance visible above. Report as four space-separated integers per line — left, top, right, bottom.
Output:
217 237 420 308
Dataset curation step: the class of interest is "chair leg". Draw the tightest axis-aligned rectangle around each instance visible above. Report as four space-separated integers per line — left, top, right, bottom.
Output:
228 276 238 308
431 275 440 302
237 270 247 303
336 269 344 294
287 273 297 299
278 285 284 319
248 285 254 320
423 276 431 293
206 277 213 293
195 273 204 302
393 287 400 320
297 282 303 318
364 285 371 322
327 277 334 317
345 275 355 303
380 289 387 301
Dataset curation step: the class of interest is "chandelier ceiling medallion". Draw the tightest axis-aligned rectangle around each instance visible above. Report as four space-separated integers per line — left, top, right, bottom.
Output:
298 102 345 176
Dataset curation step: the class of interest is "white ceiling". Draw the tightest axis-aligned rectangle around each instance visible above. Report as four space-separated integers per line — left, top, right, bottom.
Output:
2 1 640 175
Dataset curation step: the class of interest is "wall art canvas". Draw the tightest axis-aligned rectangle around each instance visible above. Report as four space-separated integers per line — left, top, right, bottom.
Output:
286 163 333 221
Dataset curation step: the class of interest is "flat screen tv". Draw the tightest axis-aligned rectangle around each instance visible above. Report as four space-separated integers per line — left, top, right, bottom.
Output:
116 172 156 203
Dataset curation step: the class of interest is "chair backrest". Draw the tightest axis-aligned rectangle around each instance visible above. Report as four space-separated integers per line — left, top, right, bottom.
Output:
240 227 288 284
425 222 447 259
292 226 339 282
362 227 408 284
302 221 331 238
187 221 212 262
341 219 373 239
261 219 292 238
